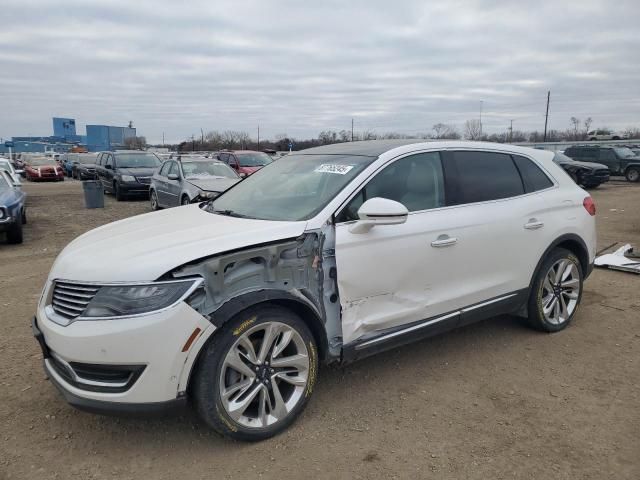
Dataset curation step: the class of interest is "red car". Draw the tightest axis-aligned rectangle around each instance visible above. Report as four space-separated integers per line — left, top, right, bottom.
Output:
216 150 272 177
24 157 65 182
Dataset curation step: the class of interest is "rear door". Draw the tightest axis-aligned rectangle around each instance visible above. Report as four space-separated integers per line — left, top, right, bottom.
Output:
598 149 621 174
103 154 115 189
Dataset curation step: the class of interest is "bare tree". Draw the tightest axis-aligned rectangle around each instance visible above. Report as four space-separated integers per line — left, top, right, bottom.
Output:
432 123 460 139
583 117 593 138
569 117 581 140
464 119 482 140
124 136 146 149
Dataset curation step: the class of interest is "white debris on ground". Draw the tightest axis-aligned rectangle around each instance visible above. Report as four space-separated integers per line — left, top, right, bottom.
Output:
594 244 640 274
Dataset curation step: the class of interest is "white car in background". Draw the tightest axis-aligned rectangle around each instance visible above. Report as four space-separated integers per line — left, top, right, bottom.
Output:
587 129 627 141
33 141 596 441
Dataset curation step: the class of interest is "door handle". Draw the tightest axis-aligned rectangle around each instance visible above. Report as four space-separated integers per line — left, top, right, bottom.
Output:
431 235 457 248
524 219 544 230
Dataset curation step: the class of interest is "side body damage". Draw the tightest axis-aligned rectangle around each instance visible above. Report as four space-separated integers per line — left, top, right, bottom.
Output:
171 224 342 368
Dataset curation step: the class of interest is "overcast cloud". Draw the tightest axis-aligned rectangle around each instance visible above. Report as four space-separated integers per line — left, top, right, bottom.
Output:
1 0 639 143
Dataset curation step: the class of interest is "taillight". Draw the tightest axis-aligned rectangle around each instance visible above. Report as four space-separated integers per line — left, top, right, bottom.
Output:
583 196 596 216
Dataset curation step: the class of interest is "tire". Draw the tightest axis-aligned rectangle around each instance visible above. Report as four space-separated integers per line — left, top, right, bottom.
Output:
590 137 598 141
625 167 640 183
192 305 318 441
150 189 160 210
612 136 620 141
21 209 27 225
527 248 583 332
6 219 23 244
181 195 191 206
114 182 125 201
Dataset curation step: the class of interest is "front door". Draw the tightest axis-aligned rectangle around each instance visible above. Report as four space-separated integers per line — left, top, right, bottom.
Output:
334 151 460 344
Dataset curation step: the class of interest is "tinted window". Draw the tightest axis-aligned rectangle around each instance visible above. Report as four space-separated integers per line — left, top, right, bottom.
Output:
600 150 616 161
235 152 272 167
451 151 524 204
105 155 113 167
336 152 444 223
513 155 553 192
114 153 160 168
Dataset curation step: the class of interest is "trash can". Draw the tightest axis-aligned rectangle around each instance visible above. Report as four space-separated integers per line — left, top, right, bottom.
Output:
82 180 104 209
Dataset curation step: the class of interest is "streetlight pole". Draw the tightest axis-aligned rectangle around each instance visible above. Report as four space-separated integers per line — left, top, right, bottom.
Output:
479 101 483 138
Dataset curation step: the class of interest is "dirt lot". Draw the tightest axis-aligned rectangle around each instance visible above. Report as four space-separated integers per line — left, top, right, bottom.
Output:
1 179 638 479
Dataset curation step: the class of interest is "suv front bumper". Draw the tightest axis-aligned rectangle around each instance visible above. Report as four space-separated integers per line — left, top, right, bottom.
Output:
32 298 215 413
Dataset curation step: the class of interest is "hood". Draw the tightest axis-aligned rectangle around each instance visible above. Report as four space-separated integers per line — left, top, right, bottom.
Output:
117 167 158 176
0 188 18 206
565 160 608 170
186 176 239 192
49 205 307 282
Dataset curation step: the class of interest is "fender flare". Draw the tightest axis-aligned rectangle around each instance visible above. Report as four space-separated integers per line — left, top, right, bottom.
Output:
528 233 590 292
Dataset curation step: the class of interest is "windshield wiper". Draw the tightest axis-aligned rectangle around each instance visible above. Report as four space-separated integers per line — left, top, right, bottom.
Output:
211 208 249 218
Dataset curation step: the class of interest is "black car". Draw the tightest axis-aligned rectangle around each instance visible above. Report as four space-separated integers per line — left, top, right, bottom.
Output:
563 145 640 182
72 153 99 180
553 152 609 188
95 151 162 200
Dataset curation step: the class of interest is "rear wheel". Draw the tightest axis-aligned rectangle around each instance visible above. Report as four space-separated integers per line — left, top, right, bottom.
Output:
193 305 318 441
150 189 160 210
527 248 583 332
625 167 639 182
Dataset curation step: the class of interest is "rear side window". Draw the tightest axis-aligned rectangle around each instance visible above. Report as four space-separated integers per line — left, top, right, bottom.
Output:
450 151 524 204
512 155 553 192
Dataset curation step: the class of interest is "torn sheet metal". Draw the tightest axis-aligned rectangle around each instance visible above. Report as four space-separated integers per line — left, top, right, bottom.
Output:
594 244 640 274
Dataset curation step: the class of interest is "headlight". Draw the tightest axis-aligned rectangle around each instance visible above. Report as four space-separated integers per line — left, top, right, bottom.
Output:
200 191 219 199
121 174 136 182
0 208 5 220
81 279 202 318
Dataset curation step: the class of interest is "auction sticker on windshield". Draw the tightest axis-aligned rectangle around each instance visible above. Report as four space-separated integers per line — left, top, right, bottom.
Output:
314 164 355 175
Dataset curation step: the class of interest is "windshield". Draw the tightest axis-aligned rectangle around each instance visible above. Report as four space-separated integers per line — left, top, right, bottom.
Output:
182 161 238 179
0 174 9 191
0 160 13 171
235 152 273 167
553 153 575 164
27 158 55 166
614 147 636 158
209 154 375 221
78 154 97 164
116 153 160 168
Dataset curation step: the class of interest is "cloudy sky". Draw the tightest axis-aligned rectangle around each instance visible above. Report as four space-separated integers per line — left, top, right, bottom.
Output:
1 0 638 143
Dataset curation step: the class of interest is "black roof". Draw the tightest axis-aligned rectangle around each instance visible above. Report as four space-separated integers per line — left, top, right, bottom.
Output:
294 139 426 157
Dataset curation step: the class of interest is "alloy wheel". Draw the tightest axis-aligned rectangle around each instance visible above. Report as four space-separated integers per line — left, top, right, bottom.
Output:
150 191 158 210
541 259 580 325
219 321 310 429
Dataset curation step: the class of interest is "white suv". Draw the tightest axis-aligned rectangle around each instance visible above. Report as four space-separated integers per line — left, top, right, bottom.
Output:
587 129 626 141
32 141 597 441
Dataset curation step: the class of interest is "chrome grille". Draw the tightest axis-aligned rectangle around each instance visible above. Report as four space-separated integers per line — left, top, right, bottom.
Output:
136 176 151 184
51 281 100 319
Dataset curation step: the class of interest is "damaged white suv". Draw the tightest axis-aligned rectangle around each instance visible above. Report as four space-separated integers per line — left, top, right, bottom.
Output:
33 141 597 441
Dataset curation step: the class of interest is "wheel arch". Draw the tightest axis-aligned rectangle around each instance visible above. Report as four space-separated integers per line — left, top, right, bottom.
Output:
529 234 590 291
184 290 329 396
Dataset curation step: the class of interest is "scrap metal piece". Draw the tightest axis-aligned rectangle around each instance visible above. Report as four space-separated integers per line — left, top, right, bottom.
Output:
594 244 640 274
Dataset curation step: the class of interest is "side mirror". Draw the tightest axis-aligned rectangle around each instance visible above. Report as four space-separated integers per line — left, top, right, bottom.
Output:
239 172 247 178
348 197 408 234
167 173 179 180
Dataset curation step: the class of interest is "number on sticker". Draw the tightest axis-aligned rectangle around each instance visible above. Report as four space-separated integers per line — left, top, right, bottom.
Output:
314 164 355 175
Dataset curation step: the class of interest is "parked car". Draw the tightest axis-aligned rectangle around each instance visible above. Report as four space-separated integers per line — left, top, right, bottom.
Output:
552 152 609 188
60 153 78 177
586 129 626 141
32 141 596 441
216 150 272 177
72 153 99 180
95 150 161 200
150 157 240 209
0 158 23 184
0 170 27 244
564 145 640 182
24 157 64 181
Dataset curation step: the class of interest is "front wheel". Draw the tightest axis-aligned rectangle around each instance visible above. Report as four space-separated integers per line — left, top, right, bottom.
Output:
150 190 160 210
114 182 124 201
527 248 583 332
193 305 318 441
181 195 191 206
625 167 639 182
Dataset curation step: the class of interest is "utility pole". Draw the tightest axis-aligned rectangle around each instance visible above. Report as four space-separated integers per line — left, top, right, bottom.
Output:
162 132 165 146
509 120 513 143
191 135 195 152
543 90 550 142
257 125 260 148
200 128 204 145
479 100 483 138
351 118 354 142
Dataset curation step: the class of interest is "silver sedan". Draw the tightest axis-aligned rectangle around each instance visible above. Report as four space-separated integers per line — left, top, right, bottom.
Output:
150 157 240 209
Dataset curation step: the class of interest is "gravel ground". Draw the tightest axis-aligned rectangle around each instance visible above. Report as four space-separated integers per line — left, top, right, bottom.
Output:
1 179 638 480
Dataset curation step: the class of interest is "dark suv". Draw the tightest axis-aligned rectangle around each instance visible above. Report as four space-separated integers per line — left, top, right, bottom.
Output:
552 152 609 188
564 145 640 182
95 151 162 200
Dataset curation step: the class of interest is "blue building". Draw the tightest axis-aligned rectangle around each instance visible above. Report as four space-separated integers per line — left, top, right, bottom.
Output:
86 125 136 152
52 117 76 138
